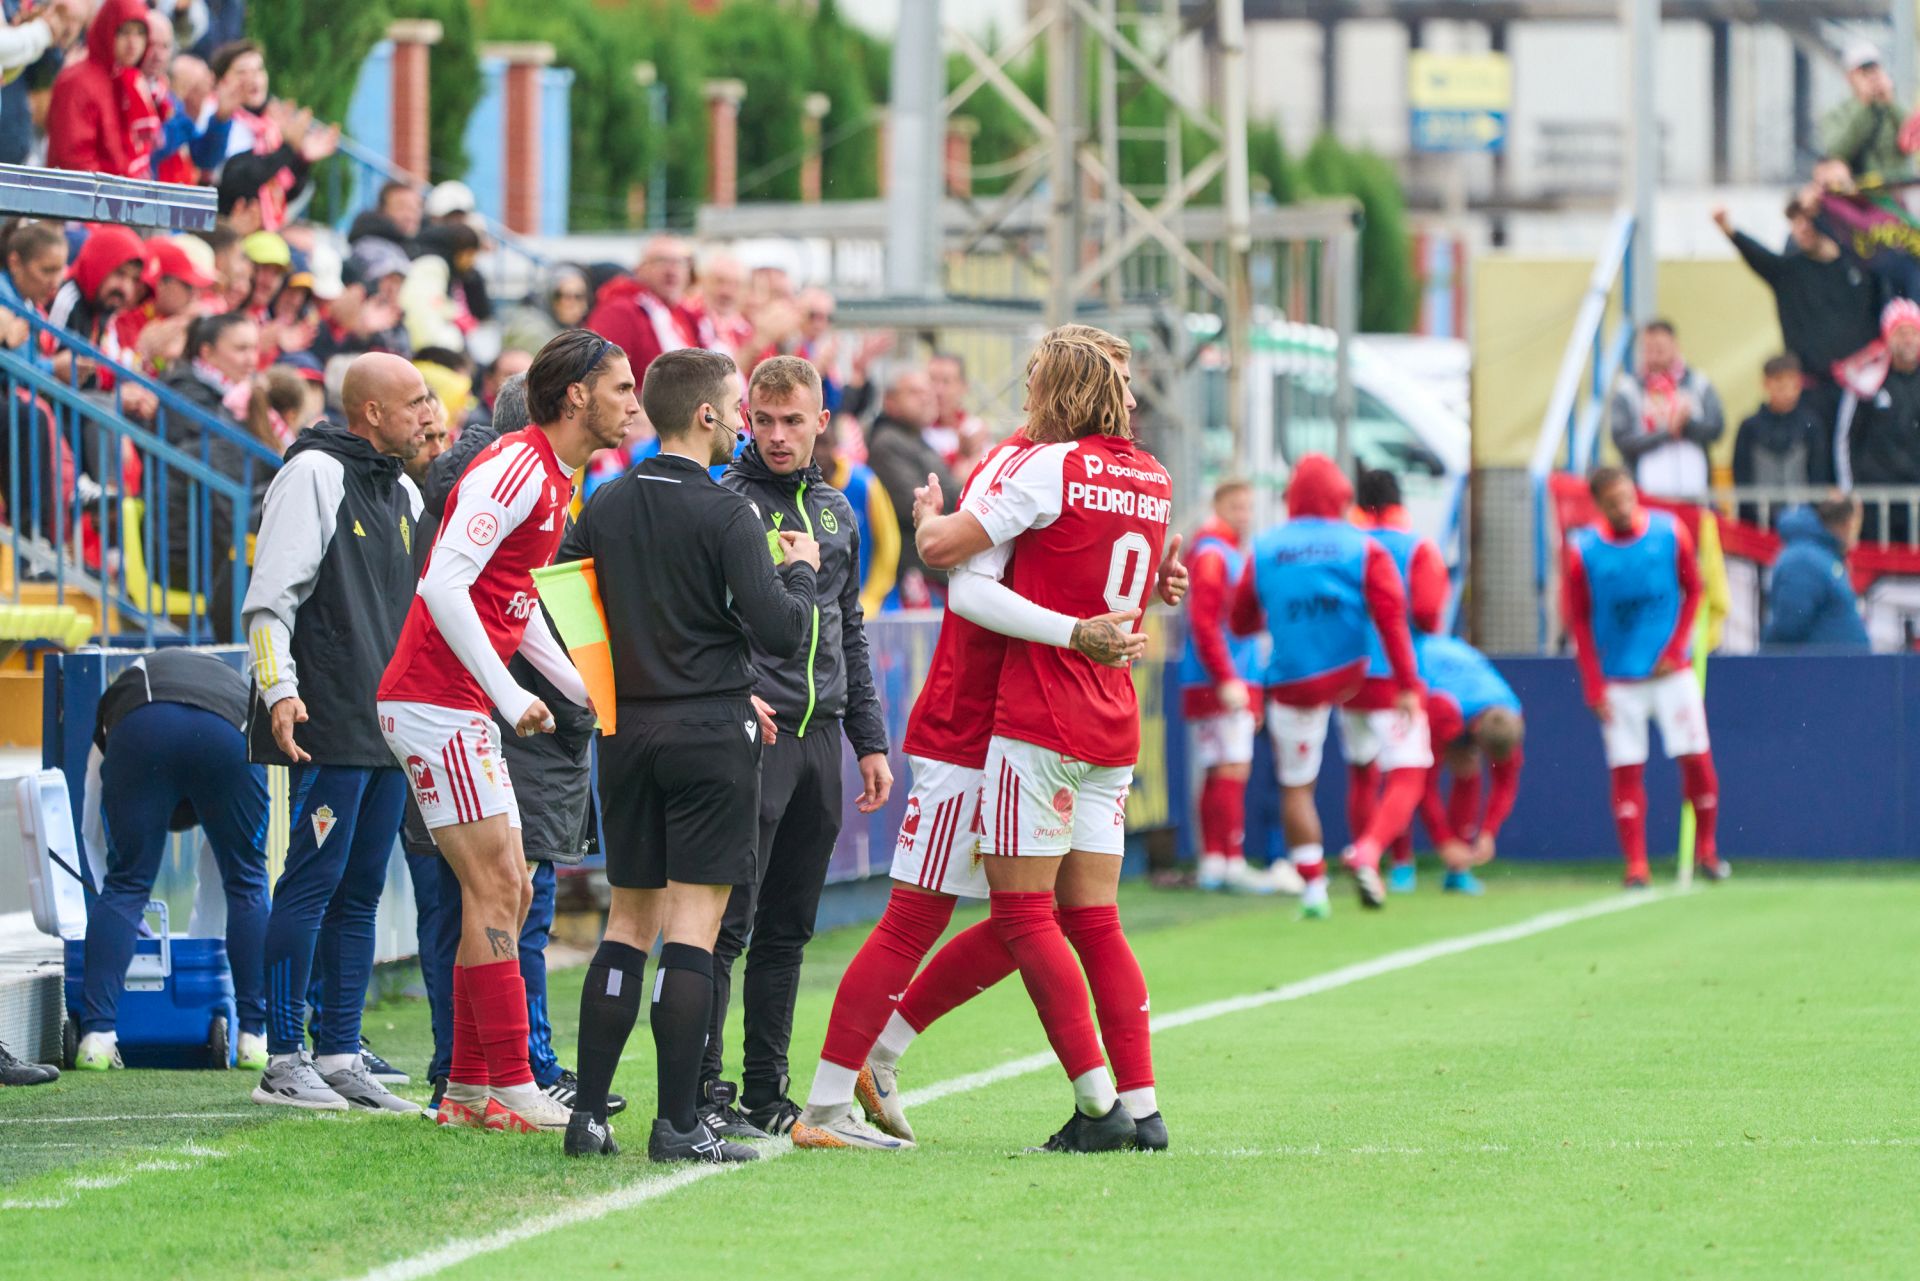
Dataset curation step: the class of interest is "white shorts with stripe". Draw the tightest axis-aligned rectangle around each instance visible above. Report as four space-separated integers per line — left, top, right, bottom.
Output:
982 735 1131 859
377 700 521 831
1599 671 1710 767
887 756 988 899
1190 708 1257 769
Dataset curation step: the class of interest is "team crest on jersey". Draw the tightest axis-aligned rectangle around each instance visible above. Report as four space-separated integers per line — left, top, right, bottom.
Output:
819 508 838 534
467 512 499 545
405 756 440 808
1052 787 1075 819
310 804 337 848
399 515 411 553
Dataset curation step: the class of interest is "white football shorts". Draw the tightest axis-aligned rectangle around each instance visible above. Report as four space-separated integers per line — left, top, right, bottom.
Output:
1265 702 1332 789
1599 671 1710 767
1337 705 1435 773
981 735 1131 859
888 756 989 899
1190 708 1257 770
377 700 521 832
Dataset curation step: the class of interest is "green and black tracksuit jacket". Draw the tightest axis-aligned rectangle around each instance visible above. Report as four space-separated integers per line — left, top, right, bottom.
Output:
720 445 888 758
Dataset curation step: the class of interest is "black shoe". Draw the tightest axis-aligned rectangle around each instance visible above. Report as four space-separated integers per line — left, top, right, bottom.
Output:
428 1075 447 1113
0 1040 56 1086
1623 873 1651 891
648 1117 759 1164
745 1095 801 1138
699 1079 770 1139
1699 857 1731 883
359 1038 408 1085
1132 1111 1169 1151
544 1068 627 1117
1028 1102 1136 1153
564 1110 619 1158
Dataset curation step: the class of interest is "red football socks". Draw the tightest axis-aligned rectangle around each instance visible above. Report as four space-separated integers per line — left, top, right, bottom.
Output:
1361 767 1426 855
464 958 533 1089
1448 772 1483 841
450 964 487 1086
1199 773 1247 859
1609 763 1649 879
897 917 1018 1032
1058 905 1154 1093
819 887 956 1070
1679 751 1721 868
989 891 1104 1082
1346 762 1380 845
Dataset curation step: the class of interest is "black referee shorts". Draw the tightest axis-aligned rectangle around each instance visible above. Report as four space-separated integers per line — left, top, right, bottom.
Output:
598 698 762 890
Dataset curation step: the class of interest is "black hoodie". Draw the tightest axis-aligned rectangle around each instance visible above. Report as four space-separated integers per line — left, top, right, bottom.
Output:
240 422 422 767
720 443 887 756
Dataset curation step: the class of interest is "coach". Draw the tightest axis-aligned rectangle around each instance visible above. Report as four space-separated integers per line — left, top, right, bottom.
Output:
243 352 432 1114
702 355 891 1138
561 347 820 1164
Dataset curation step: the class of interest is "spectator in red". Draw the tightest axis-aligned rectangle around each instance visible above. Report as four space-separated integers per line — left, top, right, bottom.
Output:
48 225 148 383
47 0 162 180
119 236 215 375
209 41 337 231
689 248 755 360
146 15 235 186
925 351 987 470
585 234 718 379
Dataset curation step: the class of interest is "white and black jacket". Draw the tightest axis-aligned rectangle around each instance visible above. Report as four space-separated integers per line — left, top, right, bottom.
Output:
241 422 422 768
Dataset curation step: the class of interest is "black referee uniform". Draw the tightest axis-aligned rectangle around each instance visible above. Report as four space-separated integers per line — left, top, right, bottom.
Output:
558 452 817 890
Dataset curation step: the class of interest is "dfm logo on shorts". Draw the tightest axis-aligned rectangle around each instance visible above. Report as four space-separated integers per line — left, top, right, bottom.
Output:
895 796 922 853
405 755 440 808
506 591 539 621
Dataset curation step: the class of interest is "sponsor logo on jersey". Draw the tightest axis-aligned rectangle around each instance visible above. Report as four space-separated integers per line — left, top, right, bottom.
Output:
819 508 839 534
771 510 785 530
467 512 499 546
1081 454 1167 484
405 755 440 808
311 804 337 847
505 591 539 621
895 796 922 852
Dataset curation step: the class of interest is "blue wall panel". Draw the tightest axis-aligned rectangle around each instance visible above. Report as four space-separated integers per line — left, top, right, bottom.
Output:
540 67 575 237
463 58 506 231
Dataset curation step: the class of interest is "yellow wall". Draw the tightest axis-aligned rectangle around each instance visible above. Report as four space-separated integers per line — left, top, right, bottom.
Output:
1471 257 1782 470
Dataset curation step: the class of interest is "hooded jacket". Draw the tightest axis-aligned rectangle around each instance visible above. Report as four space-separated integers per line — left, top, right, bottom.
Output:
159 360 268 596
47 0 158 178
241 422 422 767
720 442 887 756
47 225 145 354
1762 507 1870 651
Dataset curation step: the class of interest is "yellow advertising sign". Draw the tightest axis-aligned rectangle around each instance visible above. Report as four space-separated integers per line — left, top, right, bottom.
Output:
1408 51 1512 111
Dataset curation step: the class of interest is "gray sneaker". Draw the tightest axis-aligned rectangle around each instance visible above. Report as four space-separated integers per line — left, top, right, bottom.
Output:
252 1052 349 1111
321 1057 423 1114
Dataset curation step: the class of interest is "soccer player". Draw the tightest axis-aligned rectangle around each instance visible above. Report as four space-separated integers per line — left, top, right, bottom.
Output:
1413 632 1526 895
1230 455 1421 917
1563 467 1726 887
377 329 636 1133
897 330 1173 1153
560 347 819 1164
1181 479 1294 894
789 331 1167 1152
244 352 430 1113
1349 468 1448 895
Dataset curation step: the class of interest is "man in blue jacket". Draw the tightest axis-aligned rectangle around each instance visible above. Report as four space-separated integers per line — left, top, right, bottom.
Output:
1764 498 1870 651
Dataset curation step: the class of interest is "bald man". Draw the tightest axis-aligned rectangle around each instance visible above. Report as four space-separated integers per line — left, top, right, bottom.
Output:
243 352 434 1113
586 234 727 382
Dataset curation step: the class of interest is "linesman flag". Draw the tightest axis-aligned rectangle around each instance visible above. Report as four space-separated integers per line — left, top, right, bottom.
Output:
530 559 617 735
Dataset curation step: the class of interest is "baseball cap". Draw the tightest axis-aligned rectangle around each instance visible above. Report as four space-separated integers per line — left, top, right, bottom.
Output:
425 180 476 219
348 237 412 285
145 236 214 290
1845 41 1883 73
1882 297 1920 338
242 231 292 268
304 241 345 300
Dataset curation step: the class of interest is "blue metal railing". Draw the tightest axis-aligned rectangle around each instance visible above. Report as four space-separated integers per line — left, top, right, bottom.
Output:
1527 208 1639 650
0 341 260 644
326 134 552 302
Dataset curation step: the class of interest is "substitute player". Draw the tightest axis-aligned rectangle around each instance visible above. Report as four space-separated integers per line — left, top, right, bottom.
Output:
1230 455 1421 917
1564 467 1726 887
1182 479 1294 894
377 330 635 1134
1413 632 1525 895
789 335 1170 1151
896 331 1173 1153
1349 469 1448 895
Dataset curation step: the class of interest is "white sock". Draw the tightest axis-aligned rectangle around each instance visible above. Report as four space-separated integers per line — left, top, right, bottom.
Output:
267 1051 302 1069
80 1030 116 1047
314 1052 358 1074
1119 1086 1158 1120
806 1061 859 1109
1072 1068 1118 1117
1301 878 1329 906
490 1080 542 1104
870 1012 917 1066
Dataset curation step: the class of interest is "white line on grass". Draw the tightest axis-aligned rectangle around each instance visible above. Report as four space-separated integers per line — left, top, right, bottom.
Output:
348 889 1671 1281
0 1111 257 1126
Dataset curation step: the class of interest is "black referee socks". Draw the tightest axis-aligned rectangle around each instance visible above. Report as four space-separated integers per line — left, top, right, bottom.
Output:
575 939 648 1123
652 943 716 1133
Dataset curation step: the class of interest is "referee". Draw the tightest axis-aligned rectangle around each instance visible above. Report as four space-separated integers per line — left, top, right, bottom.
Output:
560 347 820 1163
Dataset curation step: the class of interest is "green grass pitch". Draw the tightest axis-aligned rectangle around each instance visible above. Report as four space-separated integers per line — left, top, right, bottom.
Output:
2 869 1917 1280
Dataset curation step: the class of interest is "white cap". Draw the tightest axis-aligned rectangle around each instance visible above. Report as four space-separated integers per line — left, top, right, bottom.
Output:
305 241 344 300
425 180 476 219
1845 40 1883 73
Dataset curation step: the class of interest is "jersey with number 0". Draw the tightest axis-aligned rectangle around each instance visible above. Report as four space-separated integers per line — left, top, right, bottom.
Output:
962 433 1172 767
900 435 1030 768
378 427 572 714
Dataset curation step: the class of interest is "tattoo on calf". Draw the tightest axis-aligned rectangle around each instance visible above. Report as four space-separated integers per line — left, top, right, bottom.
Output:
486 927 514 959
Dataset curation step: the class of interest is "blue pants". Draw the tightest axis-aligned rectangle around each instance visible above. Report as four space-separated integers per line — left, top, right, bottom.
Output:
415 854 559 1085
82 703 269 1036
263 765 406 1056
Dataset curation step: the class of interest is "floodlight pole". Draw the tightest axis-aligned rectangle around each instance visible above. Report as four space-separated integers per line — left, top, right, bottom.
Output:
886 0 943 298
1624 0 1657 332
1221 0 1252 471
1046 1 1081 326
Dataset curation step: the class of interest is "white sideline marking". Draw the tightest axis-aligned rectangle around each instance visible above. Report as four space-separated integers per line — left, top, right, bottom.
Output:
0 1111 256 1126
348 890 1669 1281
